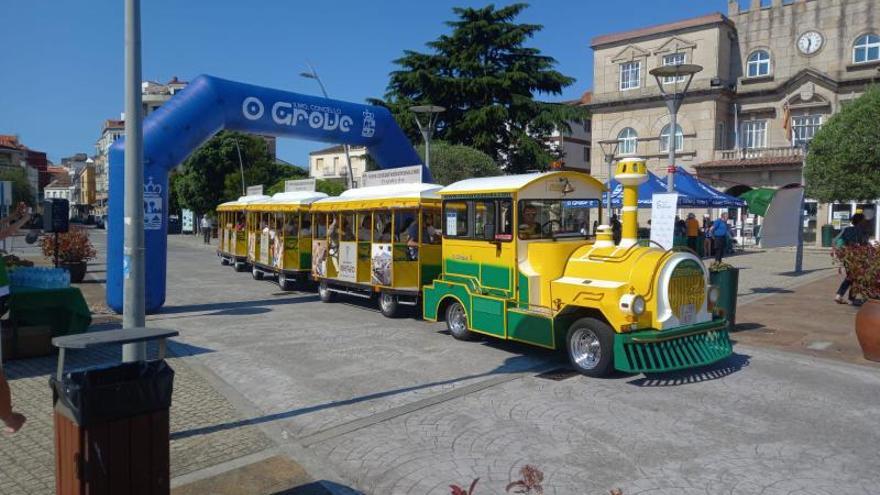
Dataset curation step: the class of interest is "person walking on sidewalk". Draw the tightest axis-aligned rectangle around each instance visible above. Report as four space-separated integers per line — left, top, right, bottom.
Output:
200 215 212 245
686 213 701 253
834 213 869 305
709 213 730 263
0 258 25 435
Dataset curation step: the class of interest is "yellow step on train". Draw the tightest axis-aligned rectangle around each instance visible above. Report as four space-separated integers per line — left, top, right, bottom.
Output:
217 157 732 377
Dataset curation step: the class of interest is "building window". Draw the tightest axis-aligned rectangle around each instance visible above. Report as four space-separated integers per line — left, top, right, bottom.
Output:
659 124 684 152
853 34 880 64
619 61 641 90
741 121 767 149
617 127 638 155
662 53 686 84
746 50 771 77
583 145 591 164
792 115 822 147
584 120 591 133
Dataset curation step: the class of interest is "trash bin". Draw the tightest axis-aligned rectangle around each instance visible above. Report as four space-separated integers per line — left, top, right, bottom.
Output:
710 267 739 331
821 224 834 247
51 360 174 494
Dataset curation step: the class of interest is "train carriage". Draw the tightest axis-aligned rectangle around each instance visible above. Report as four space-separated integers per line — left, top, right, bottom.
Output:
245 191 328 290
423 160 732 377
216 194 270 271
310 183 443 317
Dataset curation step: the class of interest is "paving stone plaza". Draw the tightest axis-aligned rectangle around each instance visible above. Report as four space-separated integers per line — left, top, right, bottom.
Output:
1 232 877 494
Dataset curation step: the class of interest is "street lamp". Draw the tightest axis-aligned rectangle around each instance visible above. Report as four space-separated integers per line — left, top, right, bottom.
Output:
233 138 246 196
409 105 445 171
598 139 619 223
649 63 703 192
300 63 355 188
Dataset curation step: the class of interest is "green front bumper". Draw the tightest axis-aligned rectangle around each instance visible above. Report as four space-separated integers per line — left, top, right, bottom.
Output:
613 319 732 373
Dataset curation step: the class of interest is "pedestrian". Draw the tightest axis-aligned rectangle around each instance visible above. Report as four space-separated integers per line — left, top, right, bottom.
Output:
686 213 701 253
201 215 212 244
610 215 622 245
703 214 713 258
834 213 869 305
708 212 730 263
0 255 25 435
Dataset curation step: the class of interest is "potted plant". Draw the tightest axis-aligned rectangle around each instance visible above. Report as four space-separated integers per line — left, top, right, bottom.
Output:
40 227 97 283
708 261 739 330
832 243 880 361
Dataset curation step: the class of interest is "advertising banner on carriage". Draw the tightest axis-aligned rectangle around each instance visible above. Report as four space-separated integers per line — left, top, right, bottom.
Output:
312 239 328 277
338 241 358 282
285 178 316 192
272 233 283 268
260 230 270 263
363 165 422 187
371 243 392 286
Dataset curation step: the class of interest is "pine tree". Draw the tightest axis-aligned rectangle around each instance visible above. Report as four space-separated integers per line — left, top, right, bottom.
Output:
374 3 586 173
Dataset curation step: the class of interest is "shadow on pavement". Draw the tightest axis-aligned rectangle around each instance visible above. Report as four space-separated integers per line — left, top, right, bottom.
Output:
732 322 766 332
744 287 795 296
159 295 321 315
777 267 832 277
170 354 544 441
625 352 751 387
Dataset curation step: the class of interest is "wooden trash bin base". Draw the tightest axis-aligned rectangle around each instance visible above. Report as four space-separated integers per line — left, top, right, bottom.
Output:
54 407 170 495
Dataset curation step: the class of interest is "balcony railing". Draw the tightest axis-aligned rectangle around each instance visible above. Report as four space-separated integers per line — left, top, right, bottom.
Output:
715 146 805 161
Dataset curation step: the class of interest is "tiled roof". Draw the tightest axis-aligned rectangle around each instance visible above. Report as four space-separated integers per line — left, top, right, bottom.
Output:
564 90 593 106
310 145 366 155
695 155 804 169
591 13 729 47
103 119 125 130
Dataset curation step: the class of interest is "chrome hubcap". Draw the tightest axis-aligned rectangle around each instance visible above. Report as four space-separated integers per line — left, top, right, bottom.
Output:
571 328 601 369
319 283 328 297
380 293 394 312
448 304 466 333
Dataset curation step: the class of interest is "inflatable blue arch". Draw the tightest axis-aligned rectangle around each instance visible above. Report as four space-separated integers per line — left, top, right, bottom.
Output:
107 74 427 313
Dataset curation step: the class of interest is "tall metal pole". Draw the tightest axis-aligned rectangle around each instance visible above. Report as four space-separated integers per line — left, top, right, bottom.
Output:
234 139 246 196
794 144 806 273
122 0 146 362
606 155 614 222
666 99 679 193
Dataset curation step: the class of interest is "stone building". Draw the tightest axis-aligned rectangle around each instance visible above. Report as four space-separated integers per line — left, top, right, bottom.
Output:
309 145 369 187
587 0 880 244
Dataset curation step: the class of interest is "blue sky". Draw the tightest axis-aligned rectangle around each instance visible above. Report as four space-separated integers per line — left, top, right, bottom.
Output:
1 0 726 165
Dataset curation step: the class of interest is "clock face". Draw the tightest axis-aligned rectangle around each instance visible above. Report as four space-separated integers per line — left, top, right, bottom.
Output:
798 31 823 54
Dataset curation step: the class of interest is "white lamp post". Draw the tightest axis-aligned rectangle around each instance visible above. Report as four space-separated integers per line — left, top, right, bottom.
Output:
300 64 355 188
649 63 703 192
409 105 445 171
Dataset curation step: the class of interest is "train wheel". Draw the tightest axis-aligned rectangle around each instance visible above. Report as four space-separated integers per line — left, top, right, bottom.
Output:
234 261 247 272
278 273 296 291
220 257 230 266
378 292 399 318
445 301 477 341
318 281 335 302
566 318 614 378
252 267 264 280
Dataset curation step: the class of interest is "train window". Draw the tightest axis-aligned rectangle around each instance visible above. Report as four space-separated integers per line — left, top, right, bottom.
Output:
374 211 392 243
421 210 441 244
341 213 356 241
395 210 417 243
474 201 495 239
443 201 469 237
283 213 298 238
518 200 593 240
328 213 341 242
314 213 327 238
356 212 371 242
300 214 312 239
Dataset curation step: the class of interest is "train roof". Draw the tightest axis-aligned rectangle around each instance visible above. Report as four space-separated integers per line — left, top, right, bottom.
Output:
216 194 271 211
244 191 329 211
440 171 605 195
311 183 442 210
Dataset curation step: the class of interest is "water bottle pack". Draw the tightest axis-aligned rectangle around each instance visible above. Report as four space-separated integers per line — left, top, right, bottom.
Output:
9 266 71 289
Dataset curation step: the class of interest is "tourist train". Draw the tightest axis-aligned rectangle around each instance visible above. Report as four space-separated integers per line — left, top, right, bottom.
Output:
217 158 732 376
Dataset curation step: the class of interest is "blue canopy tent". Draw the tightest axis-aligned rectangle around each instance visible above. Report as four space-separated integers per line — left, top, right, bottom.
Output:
602 171 708 207
668 166 746 207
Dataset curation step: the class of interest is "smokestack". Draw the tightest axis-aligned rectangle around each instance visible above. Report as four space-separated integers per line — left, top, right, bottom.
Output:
614 157 648 247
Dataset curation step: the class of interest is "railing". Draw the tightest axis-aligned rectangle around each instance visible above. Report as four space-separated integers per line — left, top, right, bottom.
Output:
715 146 805 160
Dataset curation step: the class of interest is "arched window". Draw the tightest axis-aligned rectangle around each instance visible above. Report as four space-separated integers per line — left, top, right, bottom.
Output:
659 124 684 152
617 127 638 155
853 34 880 64
746 50 771 77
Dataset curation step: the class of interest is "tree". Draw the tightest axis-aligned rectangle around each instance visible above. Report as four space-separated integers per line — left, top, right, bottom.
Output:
805 86 880 202
0 167 35 206
373 3 586 173
416 142 500 185
172 131 304 214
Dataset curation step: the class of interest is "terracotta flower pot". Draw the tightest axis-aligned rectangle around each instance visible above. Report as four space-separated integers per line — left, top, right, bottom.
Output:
61 261 88 284
855 299 880 362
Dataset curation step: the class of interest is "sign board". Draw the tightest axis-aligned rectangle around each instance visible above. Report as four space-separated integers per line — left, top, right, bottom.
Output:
246 185 264 196
362 165 422 187
181 209 194 233
761 187 804 248
650 193 679 250
285 178 316 192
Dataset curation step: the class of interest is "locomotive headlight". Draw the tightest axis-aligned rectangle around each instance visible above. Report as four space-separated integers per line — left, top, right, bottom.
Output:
619 294 646 316
707 285 720 305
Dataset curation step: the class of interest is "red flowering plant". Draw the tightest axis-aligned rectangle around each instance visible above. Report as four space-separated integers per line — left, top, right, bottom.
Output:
40 227 97 263
506 465 544 494
832 243 880 300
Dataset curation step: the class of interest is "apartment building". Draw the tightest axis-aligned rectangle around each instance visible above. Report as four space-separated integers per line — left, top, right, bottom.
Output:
309 145 369 186
588 0 880 243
